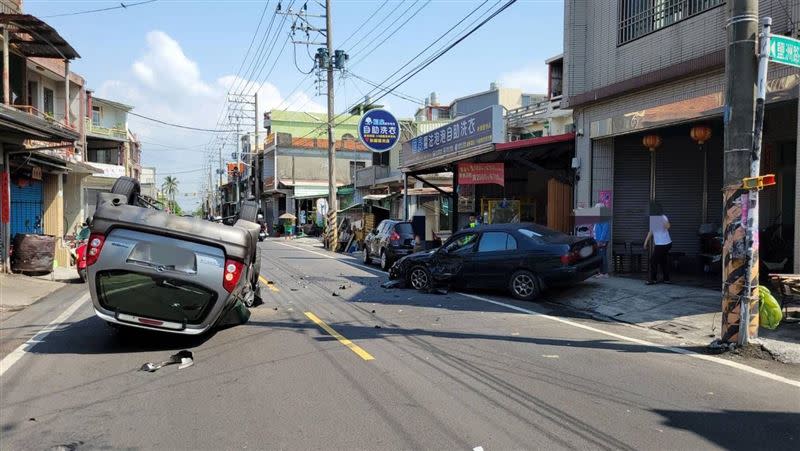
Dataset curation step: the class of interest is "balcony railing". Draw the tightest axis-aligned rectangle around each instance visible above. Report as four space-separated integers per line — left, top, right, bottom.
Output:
355 165 391 187
10 104 78 133
85 117 127 140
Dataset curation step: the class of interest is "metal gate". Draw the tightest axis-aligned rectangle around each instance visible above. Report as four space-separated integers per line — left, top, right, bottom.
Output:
10 178 43 237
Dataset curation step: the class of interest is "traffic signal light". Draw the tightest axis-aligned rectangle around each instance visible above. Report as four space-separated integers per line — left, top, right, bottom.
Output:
742 174 776 190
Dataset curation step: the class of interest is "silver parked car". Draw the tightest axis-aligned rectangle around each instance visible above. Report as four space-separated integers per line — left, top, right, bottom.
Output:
86 177 262 335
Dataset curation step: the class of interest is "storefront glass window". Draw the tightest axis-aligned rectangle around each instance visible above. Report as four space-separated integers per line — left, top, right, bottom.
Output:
439 197 451 231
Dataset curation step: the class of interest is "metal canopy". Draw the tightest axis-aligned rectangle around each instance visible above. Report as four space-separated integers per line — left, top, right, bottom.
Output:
0 14 80 59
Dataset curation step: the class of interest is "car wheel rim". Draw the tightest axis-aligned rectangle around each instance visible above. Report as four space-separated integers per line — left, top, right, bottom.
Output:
513 274 535 297
410 269 428 289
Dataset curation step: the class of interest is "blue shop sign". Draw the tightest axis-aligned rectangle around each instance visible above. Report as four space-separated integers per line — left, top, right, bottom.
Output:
401 105 505 168
358 109 400 153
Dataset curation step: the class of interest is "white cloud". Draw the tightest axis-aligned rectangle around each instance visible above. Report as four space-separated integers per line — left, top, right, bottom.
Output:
96 31 325 210
498 64 548 94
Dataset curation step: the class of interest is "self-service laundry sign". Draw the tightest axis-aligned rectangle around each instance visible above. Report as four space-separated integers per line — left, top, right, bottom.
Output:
359 109 400 152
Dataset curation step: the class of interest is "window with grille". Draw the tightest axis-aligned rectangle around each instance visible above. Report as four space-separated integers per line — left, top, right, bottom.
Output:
618 0 725 45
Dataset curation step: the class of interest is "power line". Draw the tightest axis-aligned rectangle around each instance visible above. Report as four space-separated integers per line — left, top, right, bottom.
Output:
129 111 235 133
347 71 423 104
295 0 497 140
228 1 273 95
43 0 158 18
348 0 432 69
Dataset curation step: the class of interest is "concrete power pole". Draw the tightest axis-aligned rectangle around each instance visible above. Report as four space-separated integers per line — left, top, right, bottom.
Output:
720 0 760 345
254 92 260 205
325 0 337 251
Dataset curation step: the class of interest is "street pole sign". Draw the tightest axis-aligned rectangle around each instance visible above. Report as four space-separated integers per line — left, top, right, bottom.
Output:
768 34 800 68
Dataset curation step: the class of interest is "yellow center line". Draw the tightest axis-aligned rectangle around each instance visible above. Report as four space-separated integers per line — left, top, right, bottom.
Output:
304 311 375 361
258 275 280 292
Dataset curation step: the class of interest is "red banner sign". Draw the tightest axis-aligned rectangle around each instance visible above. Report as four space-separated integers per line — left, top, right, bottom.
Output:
0 171 9 224
458 162 504 187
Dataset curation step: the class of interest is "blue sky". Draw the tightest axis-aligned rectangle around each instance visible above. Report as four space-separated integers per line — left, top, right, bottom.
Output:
28 0 564 210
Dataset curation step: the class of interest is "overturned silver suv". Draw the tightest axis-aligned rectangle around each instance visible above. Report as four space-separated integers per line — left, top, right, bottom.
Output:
86 177 262 335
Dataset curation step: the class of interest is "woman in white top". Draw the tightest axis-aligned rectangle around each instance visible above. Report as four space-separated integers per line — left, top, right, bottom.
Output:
644 201 672 285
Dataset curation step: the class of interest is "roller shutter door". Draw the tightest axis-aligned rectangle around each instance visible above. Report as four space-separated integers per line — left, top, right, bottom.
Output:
654 134 704 256
10 179 43 237
612 137 650 247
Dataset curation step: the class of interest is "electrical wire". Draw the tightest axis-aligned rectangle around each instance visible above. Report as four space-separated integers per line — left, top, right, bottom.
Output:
128 111 235 132
345 0 410 58
43 0 158 18
347 71 424 104
293 41 316 74
348 0 432 69
295 0 497 140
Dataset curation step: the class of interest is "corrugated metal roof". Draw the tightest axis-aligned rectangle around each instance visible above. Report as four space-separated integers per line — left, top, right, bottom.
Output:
0 14 79 59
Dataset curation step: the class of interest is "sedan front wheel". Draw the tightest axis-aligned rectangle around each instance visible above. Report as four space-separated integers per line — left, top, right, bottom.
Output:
408 266 431 290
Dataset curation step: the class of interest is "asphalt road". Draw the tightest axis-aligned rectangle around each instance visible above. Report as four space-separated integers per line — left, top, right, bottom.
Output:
1 238 798 450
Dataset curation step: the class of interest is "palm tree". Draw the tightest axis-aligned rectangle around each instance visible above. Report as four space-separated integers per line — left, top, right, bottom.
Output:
162 176 179 209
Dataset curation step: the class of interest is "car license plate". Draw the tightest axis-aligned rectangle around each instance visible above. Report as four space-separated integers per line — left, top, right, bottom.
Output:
579 246 593 258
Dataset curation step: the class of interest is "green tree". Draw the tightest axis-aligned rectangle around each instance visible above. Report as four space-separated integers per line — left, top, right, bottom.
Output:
162 176 179 204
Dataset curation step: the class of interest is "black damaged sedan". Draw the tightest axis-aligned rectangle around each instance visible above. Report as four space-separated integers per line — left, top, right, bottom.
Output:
388 223 601 300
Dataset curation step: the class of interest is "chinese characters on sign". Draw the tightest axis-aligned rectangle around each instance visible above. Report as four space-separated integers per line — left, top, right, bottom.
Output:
769 34 800 68
358 109 400 152
401 105 505 168
457 162 505 187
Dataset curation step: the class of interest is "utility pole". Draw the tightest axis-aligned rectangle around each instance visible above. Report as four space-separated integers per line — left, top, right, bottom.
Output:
325 0 337 251
254 92 260 205
281 1 348 250
720 0 759 345
235 117 241 207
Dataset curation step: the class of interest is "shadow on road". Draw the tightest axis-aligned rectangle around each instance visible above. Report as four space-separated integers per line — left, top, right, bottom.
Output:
653 410 800 451
27 315 216 355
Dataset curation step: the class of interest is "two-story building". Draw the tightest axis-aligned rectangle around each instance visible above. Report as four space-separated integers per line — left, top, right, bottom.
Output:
259 110 373 232
0 12 94 270
83 94 140 218
564 0 799 277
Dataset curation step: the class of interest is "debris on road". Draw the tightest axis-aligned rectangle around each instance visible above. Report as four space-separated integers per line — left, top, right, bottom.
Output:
332 291 340 297
374 325 381 329
339 284 347 290
380 280 402 289
139 350 194 372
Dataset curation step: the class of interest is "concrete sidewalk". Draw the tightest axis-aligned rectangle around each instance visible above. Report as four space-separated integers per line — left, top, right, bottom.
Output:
545 275 800 364
0 267 79 316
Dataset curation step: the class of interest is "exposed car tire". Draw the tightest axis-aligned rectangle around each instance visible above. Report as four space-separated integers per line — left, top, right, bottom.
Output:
380 249 391 271
239 200 259 223
110 176 140 206
363 247 370 264
508 270 541 301
407 265 431 291
78 268 87 283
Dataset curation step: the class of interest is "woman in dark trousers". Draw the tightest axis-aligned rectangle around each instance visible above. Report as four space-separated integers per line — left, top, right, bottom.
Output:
644 201 672 285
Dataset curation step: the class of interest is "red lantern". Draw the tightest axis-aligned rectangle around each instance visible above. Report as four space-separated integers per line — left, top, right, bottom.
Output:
690 125 712 145
642 134 662 151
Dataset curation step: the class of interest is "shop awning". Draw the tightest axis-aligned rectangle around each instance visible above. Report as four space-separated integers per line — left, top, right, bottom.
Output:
0 105 80 142
293 185 329 199
495 132 575 152
405 187 453 197
363 193 391 201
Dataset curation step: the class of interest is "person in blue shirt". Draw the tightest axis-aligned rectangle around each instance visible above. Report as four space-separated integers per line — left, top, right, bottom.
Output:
593 203 611 277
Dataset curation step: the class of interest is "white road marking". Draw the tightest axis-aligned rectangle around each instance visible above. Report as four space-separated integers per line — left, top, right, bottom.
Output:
473 446 485 451
459 293 800 389
276 241 335 259
274 241 382 273
0 293 89 377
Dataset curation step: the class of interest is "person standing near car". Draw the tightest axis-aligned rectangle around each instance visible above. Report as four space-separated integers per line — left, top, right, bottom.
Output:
592 203 610 278
644 201 672 285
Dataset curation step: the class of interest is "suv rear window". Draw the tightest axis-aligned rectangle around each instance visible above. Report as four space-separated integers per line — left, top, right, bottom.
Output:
96 270 217 324
394 223 414 235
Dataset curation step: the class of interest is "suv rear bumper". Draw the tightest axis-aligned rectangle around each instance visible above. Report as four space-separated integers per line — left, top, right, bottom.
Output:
94 308 212 335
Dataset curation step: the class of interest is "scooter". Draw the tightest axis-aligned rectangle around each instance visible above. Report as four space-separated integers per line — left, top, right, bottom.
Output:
70 225 91 283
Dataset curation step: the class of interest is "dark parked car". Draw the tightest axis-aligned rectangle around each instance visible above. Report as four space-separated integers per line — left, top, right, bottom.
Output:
363 220 416 270
388 223 601 300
